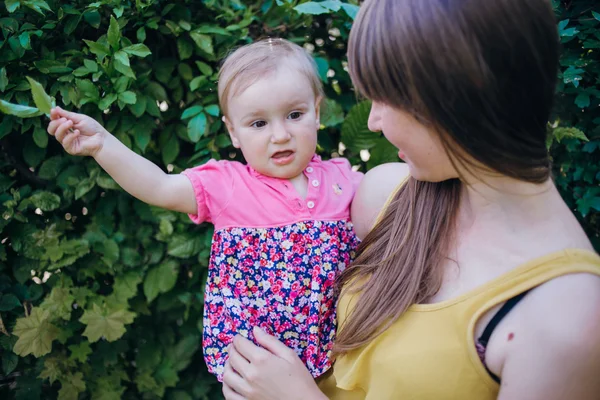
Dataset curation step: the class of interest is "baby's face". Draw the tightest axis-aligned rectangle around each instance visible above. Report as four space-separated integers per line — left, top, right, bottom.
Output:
224 66 320 180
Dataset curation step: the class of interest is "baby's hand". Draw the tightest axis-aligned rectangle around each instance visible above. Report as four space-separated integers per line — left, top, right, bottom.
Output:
47 107 107 157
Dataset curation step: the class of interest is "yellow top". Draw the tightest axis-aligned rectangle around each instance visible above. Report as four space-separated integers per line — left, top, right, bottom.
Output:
318 187 600 400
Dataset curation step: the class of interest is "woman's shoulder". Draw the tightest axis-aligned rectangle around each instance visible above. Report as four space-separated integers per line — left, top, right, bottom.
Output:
351 162 410 240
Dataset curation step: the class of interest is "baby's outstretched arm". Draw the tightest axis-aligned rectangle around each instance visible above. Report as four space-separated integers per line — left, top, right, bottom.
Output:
47 107 197 215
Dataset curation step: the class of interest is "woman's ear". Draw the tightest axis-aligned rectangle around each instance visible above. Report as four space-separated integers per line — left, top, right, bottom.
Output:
223 116 241 148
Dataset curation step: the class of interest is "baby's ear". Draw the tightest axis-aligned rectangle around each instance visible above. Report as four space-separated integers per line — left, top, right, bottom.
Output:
314 96 322 128
223 116 240 148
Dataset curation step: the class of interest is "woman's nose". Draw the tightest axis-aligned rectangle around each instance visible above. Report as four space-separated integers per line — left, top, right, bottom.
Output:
367 102 382 132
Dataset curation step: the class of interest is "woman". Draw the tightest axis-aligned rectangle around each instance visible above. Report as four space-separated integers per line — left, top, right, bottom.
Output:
221 0 600 398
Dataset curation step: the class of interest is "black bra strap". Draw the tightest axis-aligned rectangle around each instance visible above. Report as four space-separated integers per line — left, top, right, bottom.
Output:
478 289 531 347
477 290 531 384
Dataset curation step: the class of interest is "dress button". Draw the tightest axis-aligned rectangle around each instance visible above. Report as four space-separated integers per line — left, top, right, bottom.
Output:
306 167 314 173
307 201 315 209
311 180 319 187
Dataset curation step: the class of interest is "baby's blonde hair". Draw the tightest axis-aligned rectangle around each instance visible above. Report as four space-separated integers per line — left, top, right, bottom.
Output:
218 38 324 117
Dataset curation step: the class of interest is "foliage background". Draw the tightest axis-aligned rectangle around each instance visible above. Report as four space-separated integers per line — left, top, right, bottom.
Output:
0 0 598 399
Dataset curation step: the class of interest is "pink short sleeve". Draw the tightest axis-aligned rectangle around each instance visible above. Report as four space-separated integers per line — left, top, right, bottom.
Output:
329 157 364 191
181 160 234 224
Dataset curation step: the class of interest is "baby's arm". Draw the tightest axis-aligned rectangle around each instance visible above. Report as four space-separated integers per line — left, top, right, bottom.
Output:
48 107 197 215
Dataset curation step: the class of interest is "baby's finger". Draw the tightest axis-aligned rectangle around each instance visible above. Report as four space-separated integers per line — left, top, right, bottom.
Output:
47 118 66 136
54 120 73 143
62 129 80 150
50 108 61 121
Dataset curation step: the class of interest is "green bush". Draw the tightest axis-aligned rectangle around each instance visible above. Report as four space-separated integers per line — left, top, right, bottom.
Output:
0 1 597 399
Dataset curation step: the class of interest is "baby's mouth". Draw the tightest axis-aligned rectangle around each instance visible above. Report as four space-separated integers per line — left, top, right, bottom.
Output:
272 150 294 159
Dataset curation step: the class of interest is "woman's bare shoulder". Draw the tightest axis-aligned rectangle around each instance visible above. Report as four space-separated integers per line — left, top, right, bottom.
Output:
351 162 410 240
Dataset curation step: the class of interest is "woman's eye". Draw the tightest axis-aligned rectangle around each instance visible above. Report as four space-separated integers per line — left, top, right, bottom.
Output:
251 121 267 128
288 112 302 120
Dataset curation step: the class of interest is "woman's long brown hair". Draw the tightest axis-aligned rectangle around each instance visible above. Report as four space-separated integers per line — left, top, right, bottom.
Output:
335 0 559 354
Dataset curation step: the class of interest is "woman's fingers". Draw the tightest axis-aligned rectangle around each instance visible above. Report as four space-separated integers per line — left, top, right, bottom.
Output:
232 334 270 363
222 382 247 400
253 327 295 360
228 344 251 378
222 360 251 399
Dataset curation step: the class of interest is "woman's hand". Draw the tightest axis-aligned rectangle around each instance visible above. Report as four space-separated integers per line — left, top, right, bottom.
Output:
222 327 327 400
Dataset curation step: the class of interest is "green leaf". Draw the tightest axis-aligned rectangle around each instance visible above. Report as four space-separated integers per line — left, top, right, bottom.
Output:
320 98 344 127
68 342 92 363
341 100 377 152
30 191 61 211
313 57 329 83
112 272 142 303
98 238 119 266
79 303 136 342
195 61 213 76
98 93 117 110
38 156 65 180
5 0 20 13
167 234 201 258
162 134 180 165
123 43 151 57
593 11 600 22
114 59 136 79
33 126 48 148
64 14 82 35
75 178 95 200
0 99 42 118
146 82 167 101
143 260 179 302
24 139 46 168
13 307 59 357
83 59 98 72
0 67 8 92
118 91 137 105
294 2 329 15
0 294 21 311
26 76 53 115
563 66 584 88
575 93 590 109
39 356 62 383
40 287 74 321
181 105 203 119
320 0 342 11
58 372 86 400
189 76 206 92
553 127 589 143
177 37 194 60
84 39 110 59
108 16 121 50
190 32 213 55
341 3 359 19
2 352 18 375
84 9 101 28
204 104 220 117
187 112 207 142
128 95 147 117
114 50 130 67
215 134 231 148
135 126 151 152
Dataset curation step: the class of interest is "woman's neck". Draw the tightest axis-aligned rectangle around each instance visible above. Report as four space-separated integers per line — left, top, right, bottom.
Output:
458 175 558 230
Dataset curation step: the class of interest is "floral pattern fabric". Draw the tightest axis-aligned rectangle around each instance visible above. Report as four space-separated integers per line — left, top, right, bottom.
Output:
202 219 359 381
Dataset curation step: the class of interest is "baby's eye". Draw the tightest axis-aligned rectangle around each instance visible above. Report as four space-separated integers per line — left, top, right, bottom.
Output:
288 111 302 120
251 120 267 128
